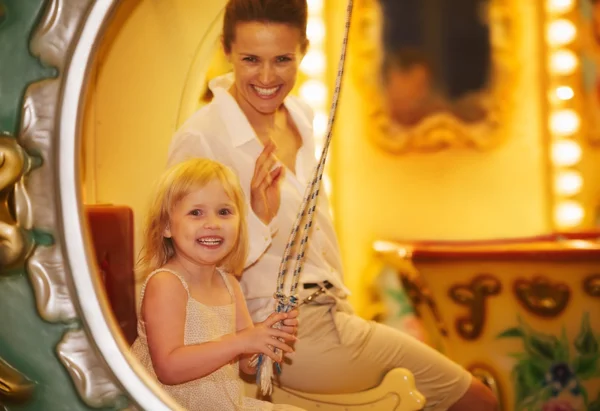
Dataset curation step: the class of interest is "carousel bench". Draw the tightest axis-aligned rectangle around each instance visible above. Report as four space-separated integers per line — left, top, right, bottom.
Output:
245 368 425 410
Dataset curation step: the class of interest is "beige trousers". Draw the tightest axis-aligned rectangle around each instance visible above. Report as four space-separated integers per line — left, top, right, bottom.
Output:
278 289 472 411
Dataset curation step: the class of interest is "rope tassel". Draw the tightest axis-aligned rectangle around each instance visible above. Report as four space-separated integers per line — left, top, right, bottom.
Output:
251 0 354 395
249 351 275 396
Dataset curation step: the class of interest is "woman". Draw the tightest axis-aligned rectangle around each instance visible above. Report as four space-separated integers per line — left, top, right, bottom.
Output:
167 0 497 409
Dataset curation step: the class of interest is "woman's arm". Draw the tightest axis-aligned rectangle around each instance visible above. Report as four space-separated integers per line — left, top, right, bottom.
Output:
143 272 294 385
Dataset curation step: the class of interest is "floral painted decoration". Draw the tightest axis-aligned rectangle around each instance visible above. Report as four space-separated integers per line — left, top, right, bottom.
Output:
498 312 600 411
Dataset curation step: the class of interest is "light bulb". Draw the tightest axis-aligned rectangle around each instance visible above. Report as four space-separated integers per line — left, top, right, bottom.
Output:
550 109 580 136
547 20 576 46
554 86 574 101
300 50 326 76
554 170 583 196
306 18 326 45
307 0 323 14
547 0 575 14
550 50 578 75
300 80 327 108
554 200 584 228
551 140 582 167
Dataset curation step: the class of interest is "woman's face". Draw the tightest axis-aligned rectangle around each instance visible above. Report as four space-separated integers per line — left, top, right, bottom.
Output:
226 22 304 116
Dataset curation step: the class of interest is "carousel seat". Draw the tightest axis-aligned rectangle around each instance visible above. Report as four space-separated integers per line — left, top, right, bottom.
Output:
244 367 426 410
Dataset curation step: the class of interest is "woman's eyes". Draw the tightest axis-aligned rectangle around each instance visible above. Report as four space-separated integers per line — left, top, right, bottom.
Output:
241 56 292 63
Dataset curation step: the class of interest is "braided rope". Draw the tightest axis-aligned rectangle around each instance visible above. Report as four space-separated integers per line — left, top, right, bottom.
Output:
254 0 354 395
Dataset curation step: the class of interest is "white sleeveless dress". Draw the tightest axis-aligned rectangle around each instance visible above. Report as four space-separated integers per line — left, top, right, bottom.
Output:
131 268 304 411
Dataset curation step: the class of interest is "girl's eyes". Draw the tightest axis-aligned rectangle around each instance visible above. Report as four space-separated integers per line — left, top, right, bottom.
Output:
242 56 257 63
188 209 234 216
219 208 233 216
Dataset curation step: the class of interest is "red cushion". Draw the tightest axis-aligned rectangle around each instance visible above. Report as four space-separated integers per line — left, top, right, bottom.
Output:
85 205 137 345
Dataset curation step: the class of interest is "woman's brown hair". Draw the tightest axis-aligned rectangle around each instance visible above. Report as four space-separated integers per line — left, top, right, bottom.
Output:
222 0 308 53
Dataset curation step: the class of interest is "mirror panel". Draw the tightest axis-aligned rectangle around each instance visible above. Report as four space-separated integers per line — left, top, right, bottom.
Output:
350 0 519 153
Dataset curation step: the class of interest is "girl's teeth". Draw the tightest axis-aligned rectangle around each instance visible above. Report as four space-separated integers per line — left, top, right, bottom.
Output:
198 238 222 245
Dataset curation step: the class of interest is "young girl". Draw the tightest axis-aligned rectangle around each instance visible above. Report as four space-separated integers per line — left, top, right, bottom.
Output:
131 158 304 411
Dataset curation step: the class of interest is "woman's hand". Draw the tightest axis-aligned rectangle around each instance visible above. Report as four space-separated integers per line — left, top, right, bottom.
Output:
250 141 284 226
236 312 296 363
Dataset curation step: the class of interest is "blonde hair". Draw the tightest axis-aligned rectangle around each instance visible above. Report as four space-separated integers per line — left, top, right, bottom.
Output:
137 158 248 281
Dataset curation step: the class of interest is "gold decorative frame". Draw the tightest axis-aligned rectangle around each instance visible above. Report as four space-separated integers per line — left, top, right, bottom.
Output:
349 0 520 153
572 0 600 147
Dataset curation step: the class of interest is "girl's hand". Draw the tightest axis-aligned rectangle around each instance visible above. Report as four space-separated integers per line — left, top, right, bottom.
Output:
250 141 284 226
279 309 299 336
236 312 296 363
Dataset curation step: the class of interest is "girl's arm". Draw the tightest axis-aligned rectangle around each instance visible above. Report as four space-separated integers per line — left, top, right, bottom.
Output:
143 272 294 385
230 275 260 375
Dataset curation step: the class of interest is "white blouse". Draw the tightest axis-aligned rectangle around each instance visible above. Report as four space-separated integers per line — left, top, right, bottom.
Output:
167 74 350 322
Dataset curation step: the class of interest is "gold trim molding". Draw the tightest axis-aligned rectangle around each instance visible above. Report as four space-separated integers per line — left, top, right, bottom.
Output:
349 0 520 154
513 276 571 318
0 134 34 271
448 274 502 340
0 356 35 408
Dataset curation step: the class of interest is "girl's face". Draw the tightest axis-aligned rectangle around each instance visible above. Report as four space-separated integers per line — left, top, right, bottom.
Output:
165 180 240 270
226 21 304 116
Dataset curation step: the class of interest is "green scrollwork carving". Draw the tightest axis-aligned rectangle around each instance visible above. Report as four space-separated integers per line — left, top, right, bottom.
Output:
514 276 570 318
449 274 502 340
